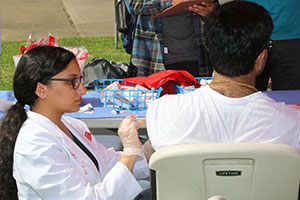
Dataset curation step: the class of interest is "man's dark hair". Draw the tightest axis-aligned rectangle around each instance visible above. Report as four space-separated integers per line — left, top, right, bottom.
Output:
203 1 274 77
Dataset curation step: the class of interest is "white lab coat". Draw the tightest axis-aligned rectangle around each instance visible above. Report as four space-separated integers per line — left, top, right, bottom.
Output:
13 110 149 200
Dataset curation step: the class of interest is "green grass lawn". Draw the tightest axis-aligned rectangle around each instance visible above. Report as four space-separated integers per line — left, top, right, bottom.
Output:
0 36 130 90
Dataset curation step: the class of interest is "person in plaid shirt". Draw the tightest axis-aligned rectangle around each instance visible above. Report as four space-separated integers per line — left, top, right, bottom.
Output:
125 0 218 77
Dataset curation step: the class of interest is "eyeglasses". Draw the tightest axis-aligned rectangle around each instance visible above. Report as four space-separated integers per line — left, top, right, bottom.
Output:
255 40 273 60
49 76 84 90
266 40 273 52
261 40 273 52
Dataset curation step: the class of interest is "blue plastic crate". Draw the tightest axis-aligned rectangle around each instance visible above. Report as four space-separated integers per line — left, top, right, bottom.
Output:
94 79 162 110
194 76 213 82
174 77 213 94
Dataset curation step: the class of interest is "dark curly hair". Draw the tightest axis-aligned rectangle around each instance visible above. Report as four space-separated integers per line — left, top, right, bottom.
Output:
0 46 75 199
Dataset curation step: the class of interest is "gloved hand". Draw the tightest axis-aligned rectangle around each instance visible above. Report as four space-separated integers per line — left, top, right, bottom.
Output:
118 114 143 157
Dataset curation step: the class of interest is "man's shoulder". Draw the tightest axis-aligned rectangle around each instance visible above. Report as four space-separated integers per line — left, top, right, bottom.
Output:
254 93 300 122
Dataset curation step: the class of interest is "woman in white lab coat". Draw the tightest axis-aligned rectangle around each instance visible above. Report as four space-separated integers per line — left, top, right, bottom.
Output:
0 46 149 200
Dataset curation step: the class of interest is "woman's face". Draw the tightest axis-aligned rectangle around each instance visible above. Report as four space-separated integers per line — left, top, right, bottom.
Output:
45 59 87 114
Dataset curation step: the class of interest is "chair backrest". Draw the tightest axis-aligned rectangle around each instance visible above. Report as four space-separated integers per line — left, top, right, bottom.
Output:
149 143 300 200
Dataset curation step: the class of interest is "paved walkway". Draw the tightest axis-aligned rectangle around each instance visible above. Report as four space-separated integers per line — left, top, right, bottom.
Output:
0 0 115 41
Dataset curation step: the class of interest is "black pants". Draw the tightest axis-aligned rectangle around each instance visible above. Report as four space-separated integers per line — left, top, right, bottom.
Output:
256 38 300 90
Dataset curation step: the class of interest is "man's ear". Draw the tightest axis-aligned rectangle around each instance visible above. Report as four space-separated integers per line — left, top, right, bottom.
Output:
35 82 47 99
254 49 268 76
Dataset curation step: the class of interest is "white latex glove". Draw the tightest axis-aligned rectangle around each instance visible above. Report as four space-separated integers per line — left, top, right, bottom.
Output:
118 114 143 157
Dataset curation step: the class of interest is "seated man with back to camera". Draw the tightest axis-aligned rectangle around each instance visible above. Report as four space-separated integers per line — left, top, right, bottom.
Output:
146 1 300 151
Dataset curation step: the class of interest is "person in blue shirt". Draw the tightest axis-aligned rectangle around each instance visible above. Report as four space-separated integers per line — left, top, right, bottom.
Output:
246 0 300 90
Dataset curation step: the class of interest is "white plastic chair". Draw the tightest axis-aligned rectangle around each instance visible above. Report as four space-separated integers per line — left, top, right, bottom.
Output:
149 143 300 200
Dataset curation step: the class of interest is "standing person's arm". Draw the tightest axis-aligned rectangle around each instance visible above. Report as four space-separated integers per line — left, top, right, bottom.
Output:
189 0 218 17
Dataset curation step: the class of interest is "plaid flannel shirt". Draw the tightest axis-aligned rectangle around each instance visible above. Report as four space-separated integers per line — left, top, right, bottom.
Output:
125 0 212 76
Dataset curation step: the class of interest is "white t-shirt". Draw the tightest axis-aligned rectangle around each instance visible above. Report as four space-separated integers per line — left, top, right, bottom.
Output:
146 86 300 150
